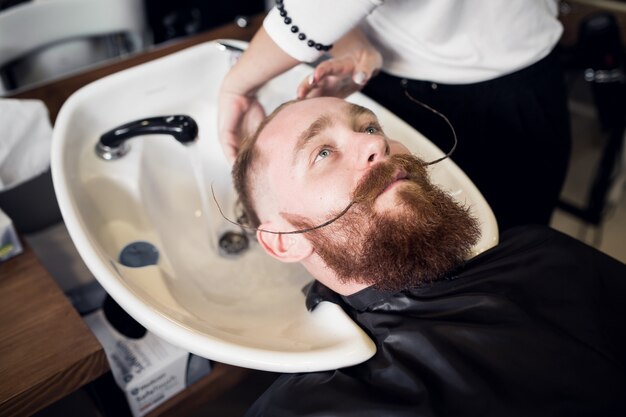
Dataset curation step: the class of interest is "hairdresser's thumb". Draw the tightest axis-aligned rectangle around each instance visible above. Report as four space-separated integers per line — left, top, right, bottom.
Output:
352 70 370 86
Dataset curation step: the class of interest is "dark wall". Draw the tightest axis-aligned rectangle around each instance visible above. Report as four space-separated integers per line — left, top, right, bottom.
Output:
145 0 266 44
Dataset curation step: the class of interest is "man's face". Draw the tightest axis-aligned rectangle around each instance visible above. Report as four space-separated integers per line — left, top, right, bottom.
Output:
255 97 479 290
256 97 404 223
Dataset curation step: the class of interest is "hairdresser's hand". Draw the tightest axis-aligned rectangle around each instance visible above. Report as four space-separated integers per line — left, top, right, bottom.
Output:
296 27 382 100
218 91 266 164
297 54 381 99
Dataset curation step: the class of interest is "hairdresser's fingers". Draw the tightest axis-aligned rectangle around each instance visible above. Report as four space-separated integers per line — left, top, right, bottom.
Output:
218 101 243 163
297 53 382 99
297 57 356 98
307 76 358 99
297 71 357 99
218 92 264 164
356 45 383 85
318 60 374 88
314 57 357 82
317 53 380 87
296 74 315 99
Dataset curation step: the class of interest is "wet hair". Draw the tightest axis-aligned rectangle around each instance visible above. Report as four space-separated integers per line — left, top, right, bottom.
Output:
232 100 297 229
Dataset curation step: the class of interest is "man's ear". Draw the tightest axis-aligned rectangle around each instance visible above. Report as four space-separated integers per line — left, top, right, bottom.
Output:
257 222 313 263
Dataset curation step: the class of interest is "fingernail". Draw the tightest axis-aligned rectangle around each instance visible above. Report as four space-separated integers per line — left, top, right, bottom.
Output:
308 74 315 85
353 72 367 85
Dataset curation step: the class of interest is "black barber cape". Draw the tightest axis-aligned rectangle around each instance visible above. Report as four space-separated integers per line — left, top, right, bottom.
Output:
246 226 626 417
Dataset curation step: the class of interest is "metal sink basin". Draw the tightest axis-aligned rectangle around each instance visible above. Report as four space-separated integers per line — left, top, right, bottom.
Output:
51 40 497 372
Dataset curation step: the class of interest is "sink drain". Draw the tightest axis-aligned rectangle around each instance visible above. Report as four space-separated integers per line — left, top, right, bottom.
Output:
119 241 159 267
219 231 249 255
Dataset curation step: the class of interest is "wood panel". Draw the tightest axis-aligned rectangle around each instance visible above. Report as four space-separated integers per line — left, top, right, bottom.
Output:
0 245 109 416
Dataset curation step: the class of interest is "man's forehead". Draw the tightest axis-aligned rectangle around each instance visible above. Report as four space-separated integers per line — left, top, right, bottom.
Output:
258 98 375 150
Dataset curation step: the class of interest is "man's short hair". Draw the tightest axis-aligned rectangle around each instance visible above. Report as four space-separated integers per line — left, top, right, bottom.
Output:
232 100 296 229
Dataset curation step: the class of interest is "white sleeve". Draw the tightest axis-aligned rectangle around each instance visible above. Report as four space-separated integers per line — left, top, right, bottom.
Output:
263 0 382 63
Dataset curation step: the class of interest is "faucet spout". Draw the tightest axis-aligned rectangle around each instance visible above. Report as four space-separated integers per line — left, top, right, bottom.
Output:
96 115 199 160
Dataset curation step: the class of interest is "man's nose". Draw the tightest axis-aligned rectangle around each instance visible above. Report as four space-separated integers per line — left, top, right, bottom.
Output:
354 133 389 170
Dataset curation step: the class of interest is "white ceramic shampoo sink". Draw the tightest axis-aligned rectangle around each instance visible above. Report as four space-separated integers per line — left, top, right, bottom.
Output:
51 40 498 372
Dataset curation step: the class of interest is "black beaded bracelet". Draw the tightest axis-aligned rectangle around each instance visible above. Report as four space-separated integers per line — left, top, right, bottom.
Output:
275 0 333 52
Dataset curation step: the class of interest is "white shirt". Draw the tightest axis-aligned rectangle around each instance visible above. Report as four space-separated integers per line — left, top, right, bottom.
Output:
264 0 563 84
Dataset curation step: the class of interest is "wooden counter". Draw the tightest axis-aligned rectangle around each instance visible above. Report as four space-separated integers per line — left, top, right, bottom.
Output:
0 245 109 416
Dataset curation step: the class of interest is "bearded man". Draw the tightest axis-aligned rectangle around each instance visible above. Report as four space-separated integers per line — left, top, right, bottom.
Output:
232 97 626 417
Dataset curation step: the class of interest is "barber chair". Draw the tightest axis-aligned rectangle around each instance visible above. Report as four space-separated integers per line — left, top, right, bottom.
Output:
0 0 146 95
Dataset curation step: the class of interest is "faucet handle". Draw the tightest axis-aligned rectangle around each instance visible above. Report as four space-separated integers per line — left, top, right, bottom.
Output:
96 115 199 160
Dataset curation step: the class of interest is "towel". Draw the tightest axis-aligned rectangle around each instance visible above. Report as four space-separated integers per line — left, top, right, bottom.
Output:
0 98 52 191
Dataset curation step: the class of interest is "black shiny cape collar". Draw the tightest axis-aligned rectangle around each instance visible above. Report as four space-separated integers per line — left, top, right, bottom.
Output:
303 268 467 312
302 251 487 312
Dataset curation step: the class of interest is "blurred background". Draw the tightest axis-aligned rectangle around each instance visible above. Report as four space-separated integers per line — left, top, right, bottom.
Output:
0 0 269 94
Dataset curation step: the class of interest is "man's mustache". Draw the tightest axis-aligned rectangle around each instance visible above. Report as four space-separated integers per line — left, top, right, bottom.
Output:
352 154 428 204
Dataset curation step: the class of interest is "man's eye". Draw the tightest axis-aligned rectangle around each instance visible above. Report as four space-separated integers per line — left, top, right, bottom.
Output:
365 125 379 134
314 148 332 163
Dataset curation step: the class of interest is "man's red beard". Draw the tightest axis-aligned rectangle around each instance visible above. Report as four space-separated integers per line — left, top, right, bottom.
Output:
287 154 481 292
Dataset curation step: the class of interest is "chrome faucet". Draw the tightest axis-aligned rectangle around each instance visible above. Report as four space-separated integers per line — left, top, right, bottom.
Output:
216 41 244 65
95 115 198 160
